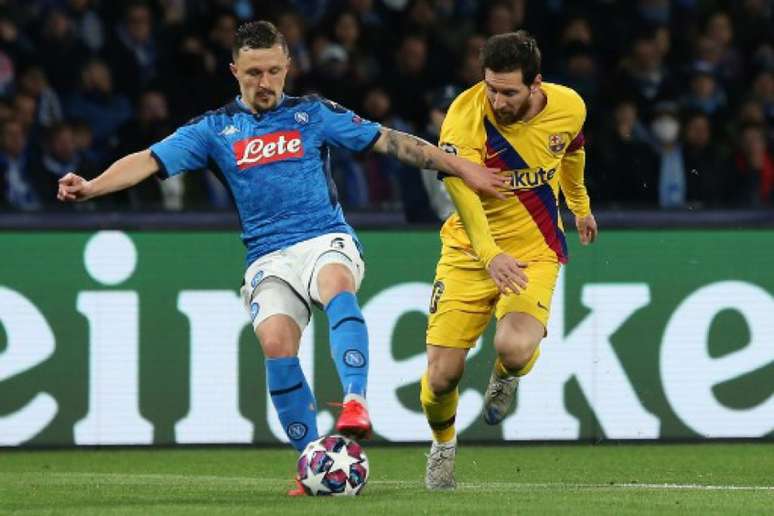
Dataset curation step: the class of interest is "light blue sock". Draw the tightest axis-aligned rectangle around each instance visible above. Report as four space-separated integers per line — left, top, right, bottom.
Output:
325 292 369 398
266 356 318 452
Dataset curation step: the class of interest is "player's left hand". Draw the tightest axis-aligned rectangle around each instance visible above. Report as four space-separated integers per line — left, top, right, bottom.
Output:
576 213 598 245
449 155 510 200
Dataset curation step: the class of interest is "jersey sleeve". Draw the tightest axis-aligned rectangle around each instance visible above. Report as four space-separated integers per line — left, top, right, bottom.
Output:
438 97 484 166
149 117 210 179
443 176 502 267
559 94 591 216
319 98 381 152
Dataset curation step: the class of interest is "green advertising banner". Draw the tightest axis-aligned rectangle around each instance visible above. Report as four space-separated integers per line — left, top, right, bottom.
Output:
1 230 772 446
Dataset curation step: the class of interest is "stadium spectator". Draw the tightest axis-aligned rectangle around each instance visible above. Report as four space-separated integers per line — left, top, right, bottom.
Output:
36 9 89 95
276 11 312 82
402 0 455 78
383 34 434 129
0 0 769 213
591 99 659 206
0 18 23 97
682 111 734 208
614 25 677 118
731 0 773 57
302 43 361 109
104 2 163 101
12 93 38 134
31 122 98 209
738 98 767 126
650 101 688 208
702 11 743 88
66 0 105 53
653 24 672 64
70 118 99 166
331 10 361 54
751 68 774 125
551 42 600 130
681 64 728 120
484 0 524 36
16 66 63 129
207 11 240 106
167 35 217 121
0 119 38 210
113 90 177 210
329 9 380 85
734 123 774 206
359 84 436 222
0 99 13 124
456 35 485 87
65 59 132 149
560 15 593 47
158 0 188 27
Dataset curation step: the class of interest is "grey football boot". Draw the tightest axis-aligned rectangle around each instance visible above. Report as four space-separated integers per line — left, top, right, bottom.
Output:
482 368 519 425
425 438 457 490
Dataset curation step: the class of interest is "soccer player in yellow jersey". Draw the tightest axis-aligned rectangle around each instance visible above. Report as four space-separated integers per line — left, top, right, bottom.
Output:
421 31 598 490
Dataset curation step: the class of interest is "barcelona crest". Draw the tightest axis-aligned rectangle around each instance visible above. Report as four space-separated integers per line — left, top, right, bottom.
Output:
548 133 566 153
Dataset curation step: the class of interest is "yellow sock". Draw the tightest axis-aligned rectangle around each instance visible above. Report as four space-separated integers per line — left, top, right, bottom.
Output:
495 347 541 378
420 372 458 443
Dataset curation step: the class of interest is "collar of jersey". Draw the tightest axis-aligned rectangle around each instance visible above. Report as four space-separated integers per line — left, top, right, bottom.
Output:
235 93 286 114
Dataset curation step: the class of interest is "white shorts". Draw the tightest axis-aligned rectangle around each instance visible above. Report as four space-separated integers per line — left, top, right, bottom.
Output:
241 232 365 332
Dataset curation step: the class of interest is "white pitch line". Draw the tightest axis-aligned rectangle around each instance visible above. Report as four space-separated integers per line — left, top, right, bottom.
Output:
374 480 774 492
2 473 772 492
616 483 774 492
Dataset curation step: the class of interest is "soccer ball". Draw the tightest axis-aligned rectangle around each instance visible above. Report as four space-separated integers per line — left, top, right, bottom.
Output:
297 434 369 496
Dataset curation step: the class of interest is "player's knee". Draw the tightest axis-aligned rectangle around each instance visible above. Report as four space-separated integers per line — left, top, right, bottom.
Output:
494 332 538 370
260 337 297 358
257 316 301 358
426 364 463 395
427 373 459 396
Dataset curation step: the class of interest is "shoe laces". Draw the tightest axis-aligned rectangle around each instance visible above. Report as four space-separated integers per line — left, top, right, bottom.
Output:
489 376 516 399
426 444 455 466
489 380 507 400
328 399 364 409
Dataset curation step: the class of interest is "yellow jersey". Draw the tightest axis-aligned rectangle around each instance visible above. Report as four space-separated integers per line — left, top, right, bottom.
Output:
438 81 590 264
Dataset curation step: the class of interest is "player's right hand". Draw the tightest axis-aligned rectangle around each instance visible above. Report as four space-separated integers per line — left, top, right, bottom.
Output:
487 253 528 295
57 172 93 202
448 155 510 200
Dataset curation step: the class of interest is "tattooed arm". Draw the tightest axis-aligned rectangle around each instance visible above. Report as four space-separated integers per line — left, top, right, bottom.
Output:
371 127 507 199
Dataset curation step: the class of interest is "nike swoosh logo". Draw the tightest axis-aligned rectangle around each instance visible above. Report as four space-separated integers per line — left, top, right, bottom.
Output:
537 301 549 311
485 148 506 160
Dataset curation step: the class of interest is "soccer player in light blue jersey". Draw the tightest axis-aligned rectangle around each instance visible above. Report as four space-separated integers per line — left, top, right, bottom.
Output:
57 20 505 495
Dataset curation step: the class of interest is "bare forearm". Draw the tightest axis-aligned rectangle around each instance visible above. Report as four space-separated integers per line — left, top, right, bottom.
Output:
372 127 456 174
89 150 159 199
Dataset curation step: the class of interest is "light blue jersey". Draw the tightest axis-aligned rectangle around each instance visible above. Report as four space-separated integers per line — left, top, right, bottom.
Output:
150 95 381 265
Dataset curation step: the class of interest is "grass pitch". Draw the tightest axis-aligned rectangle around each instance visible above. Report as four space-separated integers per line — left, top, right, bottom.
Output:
1 443 772 515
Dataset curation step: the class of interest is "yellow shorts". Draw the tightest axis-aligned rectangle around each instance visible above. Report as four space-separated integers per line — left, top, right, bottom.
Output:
426 246 560 349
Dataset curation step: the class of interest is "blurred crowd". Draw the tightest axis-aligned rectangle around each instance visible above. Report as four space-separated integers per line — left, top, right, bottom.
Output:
0 0 772 219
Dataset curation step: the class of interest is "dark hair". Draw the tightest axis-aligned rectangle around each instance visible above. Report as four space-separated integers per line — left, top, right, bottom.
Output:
233 20 288 58
480 30 541 85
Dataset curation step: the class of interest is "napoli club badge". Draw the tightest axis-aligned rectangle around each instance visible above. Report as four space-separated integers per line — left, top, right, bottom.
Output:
548 133 566 153
295 111 309 125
